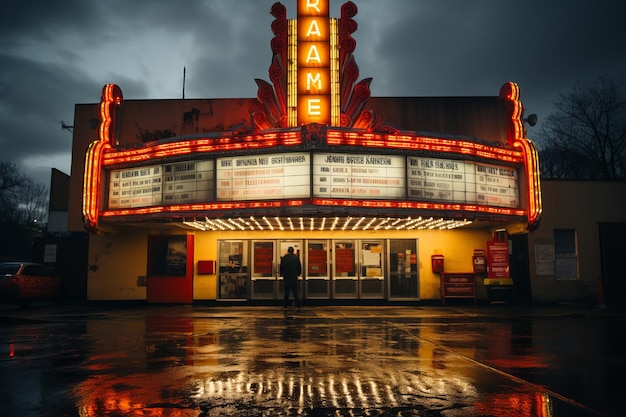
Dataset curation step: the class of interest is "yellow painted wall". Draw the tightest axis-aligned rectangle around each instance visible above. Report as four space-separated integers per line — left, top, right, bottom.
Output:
87 231 148 300
88 227 493 301
193 233 218 300
414 228 492 299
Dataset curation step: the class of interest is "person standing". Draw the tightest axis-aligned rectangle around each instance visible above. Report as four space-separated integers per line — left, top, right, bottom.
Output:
280 246 302 309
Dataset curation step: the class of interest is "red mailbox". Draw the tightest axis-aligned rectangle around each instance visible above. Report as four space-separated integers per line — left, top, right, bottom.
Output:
431 254 444 273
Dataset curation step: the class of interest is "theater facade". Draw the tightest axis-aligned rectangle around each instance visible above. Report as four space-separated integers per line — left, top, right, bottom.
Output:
67 1 541 304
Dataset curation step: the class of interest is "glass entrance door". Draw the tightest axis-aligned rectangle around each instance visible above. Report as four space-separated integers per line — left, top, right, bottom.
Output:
332 240 358 298
277 240 304 301
359 240 385 299
305 240 330 298
388 239 419 300
217 240 248 300
251 240 276 299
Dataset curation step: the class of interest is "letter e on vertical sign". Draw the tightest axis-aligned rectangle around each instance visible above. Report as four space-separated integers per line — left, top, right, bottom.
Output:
297 0 330 125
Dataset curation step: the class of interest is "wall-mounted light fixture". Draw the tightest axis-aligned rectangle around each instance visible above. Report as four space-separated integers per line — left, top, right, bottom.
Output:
524 113 538 127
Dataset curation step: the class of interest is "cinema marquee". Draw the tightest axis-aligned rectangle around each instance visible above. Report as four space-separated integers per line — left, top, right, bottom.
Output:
73 0 541 305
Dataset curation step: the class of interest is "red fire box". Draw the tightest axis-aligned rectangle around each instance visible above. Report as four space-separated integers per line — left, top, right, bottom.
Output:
431 255 444 273
197 260 216 275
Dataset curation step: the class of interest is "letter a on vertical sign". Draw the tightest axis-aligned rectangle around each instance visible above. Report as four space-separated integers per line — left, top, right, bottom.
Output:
297 0 331 125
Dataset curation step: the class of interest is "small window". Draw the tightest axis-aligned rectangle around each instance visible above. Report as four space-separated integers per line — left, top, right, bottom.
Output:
554 229 578 280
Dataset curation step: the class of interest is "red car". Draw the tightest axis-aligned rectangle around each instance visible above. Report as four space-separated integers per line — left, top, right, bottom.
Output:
0 262 60 306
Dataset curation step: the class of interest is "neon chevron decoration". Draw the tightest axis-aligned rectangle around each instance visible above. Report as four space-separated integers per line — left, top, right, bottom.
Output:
255 1 385 131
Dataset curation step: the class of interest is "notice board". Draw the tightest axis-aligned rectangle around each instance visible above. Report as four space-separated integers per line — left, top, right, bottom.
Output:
441 273 476 305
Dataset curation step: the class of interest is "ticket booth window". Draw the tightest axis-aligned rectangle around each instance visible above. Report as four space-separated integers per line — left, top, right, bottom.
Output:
388 239 419 299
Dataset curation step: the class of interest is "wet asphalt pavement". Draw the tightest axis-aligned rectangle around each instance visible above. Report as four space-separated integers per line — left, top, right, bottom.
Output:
0 303 624 416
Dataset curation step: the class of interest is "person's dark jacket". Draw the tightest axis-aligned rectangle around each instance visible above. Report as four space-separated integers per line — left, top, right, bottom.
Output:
280 253 301 283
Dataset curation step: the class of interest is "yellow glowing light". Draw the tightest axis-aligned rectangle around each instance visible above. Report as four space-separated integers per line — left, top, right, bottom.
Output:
297 0 329 16
296 0 331 126
297 95 331 123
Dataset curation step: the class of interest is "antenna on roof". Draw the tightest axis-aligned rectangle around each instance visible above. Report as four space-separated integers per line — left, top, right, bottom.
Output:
182 67 186 99
61 120 74 133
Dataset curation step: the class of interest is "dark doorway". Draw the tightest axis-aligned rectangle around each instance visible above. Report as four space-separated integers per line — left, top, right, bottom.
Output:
510 234 531 304
599 223 626 304
34 232 89 302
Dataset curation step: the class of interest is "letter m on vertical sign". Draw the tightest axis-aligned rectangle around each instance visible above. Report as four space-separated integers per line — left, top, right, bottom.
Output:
297 0 331 125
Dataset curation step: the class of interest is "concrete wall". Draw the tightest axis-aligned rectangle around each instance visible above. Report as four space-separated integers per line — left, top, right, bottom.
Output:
528 180 626 303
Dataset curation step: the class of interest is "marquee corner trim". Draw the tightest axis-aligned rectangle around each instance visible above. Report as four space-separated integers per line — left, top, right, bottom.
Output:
82 84 123 232
499 81 542 229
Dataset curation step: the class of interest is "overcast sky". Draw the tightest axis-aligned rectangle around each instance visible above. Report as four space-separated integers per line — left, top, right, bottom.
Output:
1 0 625 187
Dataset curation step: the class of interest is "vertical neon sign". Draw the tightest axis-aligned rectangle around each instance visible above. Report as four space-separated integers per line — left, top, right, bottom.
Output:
499 82 542 229
83 84 123 232
297 0 331 125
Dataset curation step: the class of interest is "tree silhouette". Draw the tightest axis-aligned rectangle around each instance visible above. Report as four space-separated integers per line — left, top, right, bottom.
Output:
536 76 626 180
0 161 49 260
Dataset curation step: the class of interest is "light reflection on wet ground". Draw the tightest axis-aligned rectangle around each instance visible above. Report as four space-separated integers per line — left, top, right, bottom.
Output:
0 305 622 416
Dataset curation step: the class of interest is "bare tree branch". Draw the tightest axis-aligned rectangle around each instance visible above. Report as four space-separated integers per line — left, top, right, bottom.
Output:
537 76 626 180
0 161 49 260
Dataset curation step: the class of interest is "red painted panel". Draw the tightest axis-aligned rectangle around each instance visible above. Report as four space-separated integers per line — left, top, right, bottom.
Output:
147 235 194 304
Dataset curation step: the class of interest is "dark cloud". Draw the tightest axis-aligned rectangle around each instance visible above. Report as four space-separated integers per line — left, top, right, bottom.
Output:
356 1 626 118
1 0 625 187
0 53 95 183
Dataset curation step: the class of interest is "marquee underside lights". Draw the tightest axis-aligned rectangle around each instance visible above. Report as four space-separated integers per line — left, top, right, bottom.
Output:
182 216 473 232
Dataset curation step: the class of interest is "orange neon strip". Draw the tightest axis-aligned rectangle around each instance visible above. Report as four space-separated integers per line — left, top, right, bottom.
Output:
101 129 523 167
82 84 122 231
325 131 525 163
102 131 302 166
501 81 542 228
514 138 542 226
82 140 105 229
101 199 306 218
99 198 525 220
